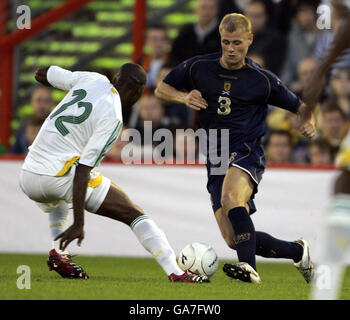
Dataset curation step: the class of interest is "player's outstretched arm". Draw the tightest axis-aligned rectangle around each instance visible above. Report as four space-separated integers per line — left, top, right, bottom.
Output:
55 163 92 251
155 81 207 111
34 67 52 87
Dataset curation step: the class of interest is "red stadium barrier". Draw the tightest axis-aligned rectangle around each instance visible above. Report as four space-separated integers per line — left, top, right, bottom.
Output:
132 0 146 62
0 154 337 171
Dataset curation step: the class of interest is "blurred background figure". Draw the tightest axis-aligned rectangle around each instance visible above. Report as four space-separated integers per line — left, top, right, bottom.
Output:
265 130 293 163
219 0 278 27
170 0 221 66
319 103 348 158
307 138 334 165
138 23 170 92
11 86 53 154
219 0 253 18
289 57 319 97
244 0 286 75
327 68 350 118
314 2 350 73
247 52 267 68
281 0 321 87
131 94 170 147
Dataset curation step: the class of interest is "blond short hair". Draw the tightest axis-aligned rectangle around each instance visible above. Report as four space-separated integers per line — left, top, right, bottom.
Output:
219 13 252 34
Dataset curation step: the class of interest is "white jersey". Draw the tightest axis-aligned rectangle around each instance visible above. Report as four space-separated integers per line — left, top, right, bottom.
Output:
23 66 123 176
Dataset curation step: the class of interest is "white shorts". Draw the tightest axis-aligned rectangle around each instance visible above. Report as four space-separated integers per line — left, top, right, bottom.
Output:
19 166 111 213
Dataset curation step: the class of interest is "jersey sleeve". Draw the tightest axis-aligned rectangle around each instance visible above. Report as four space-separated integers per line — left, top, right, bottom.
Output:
47 66 107 91
163 57 196 91
265 71 302 113
79 117 123 168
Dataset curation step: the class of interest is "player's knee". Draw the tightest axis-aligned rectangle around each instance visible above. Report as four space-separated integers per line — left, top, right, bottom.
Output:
221 192 245 211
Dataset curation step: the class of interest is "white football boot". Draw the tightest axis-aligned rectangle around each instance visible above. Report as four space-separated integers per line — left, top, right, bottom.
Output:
223 262 261 283
294 238 315 283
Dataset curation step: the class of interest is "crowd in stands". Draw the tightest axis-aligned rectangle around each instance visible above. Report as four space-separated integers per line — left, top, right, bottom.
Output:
9 0 350 166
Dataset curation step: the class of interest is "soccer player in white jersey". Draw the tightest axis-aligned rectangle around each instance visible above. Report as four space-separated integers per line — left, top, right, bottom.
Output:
303 1 350 299
19 63 208 283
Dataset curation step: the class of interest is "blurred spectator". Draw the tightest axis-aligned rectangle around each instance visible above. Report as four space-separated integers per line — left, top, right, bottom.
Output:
138 94 166 130
132 94 171 147
170 0 221 66
244 0 287 75
219 0 252 18
266 108 311 163
328 68 350 117
219 0 278 27
11 86 53 154
247 52 267 68
288 57 325 131
307 137 334 165
138 23 170 91
319 103 348 157
314 2 350 72
289 57 319 97
281 1 322 86
265 129 293 163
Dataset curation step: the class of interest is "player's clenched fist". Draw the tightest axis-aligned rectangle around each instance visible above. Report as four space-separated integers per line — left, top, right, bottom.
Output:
184 90 208 111
299 121 316 138
297 103 316 138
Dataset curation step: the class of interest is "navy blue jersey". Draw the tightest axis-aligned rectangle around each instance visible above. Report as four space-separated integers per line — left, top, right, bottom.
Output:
164 52 302 146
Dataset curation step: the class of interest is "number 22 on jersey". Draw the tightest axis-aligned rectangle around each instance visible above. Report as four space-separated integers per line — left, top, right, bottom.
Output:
50 89 92 136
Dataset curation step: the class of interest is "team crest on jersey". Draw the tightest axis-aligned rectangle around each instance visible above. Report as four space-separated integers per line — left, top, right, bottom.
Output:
222 82 231 96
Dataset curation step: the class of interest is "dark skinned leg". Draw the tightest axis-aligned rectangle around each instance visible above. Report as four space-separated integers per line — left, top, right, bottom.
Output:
95 182 144 225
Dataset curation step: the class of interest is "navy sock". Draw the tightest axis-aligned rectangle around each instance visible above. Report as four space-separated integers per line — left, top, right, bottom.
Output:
227 206 256 270
255 231 303 263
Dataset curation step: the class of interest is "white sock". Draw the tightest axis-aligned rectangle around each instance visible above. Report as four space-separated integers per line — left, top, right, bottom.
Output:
311 194 350 300
131 215 183 276
49 203 69 255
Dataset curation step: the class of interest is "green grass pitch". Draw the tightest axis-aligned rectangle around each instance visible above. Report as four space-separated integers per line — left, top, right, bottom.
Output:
1 253 350 300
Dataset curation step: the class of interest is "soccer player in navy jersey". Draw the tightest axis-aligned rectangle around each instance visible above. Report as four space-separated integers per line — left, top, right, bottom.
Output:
156 13 316 283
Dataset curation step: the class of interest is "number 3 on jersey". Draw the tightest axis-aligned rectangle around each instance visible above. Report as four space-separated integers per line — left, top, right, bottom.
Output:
217 96 231 115
50 89 92 136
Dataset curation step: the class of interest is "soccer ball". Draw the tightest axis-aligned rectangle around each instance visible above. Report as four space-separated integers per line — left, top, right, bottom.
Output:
177 242 219 278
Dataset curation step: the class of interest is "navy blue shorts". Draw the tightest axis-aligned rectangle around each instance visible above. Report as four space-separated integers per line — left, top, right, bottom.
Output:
206 139 266 215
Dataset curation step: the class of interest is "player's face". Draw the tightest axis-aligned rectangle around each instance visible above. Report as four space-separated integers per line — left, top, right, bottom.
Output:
220 29 253 70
